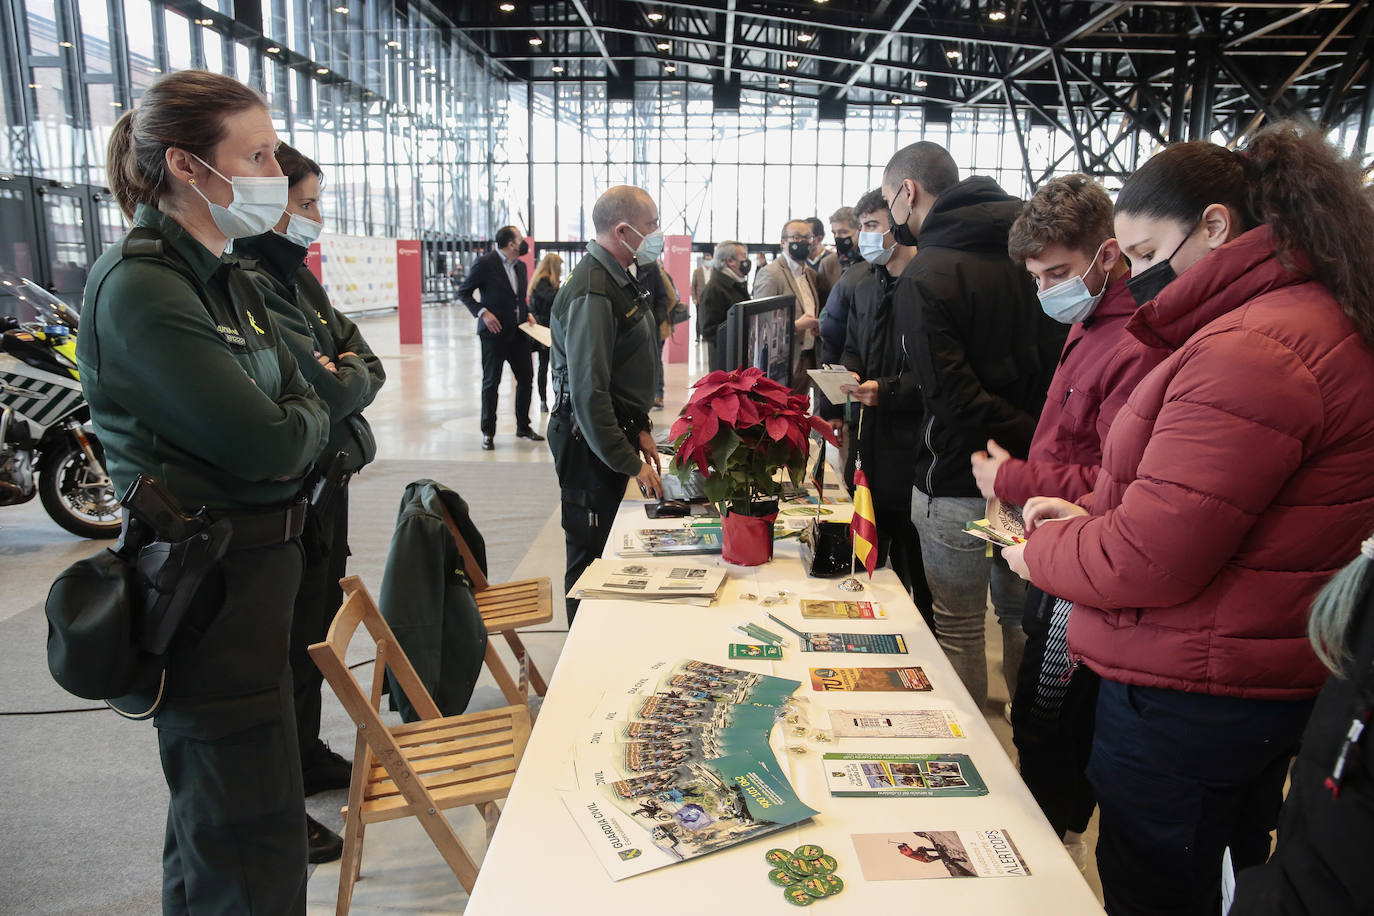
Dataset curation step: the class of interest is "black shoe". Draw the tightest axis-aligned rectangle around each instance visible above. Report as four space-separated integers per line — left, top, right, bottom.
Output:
481 435 495 450
515 428 545 442
307 815 343 864
302 741 353 796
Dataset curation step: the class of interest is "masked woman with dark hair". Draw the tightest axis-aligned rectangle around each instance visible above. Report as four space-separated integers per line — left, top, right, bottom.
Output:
1001 123 1374 915
80 71 329 910
233 143 386 863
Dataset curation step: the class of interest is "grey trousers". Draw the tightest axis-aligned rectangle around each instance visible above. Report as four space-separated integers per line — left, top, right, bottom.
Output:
911 488 1028 708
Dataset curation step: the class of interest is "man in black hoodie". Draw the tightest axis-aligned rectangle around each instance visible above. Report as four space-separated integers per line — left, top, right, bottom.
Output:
882 142 1065 710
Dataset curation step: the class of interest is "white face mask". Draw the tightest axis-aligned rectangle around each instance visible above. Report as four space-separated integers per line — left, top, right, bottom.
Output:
1037 242 1108 325
858 230 893 266
188 153 288 239
281 212 322 247
622 224 665 266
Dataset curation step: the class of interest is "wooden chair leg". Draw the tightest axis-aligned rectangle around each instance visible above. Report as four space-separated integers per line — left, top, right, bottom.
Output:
484 641 527 706
503 631 548 696
335 726 372 915
417 807 482 893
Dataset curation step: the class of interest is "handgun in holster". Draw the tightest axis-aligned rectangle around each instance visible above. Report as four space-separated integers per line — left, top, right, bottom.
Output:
309 450 350 513
118 475 232 657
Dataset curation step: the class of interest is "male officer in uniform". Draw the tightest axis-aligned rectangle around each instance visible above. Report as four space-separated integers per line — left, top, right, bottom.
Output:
548 185 664 623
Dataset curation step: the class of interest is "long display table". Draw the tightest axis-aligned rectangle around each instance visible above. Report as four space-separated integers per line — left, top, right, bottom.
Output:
467 498 1102 914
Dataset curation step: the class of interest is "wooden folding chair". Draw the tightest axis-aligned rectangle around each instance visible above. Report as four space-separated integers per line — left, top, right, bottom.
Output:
310 576 532 914
436 501 553 707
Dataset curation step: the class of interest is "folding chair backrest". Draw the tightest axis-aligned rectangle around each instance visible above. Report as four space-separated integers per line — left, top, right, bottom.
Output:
435 499 489 592
311 575 443 723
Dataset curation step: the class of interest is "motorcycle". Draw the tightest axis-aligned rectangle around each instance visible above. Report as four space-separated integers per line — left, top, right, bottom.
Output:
0 276 121 538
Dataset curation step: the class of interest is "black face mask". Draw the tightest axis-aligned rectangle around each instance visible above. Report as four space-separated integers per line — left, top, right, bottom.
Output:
834 235 855 255
786 240 811 262
518 239 530 257
888 189 919 248
735 259 751 277
1124 224 1197 307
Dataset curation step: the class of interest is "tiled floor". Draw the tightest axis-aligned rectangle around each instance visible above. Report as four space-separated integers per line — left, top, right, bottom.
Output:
0 304 1102 913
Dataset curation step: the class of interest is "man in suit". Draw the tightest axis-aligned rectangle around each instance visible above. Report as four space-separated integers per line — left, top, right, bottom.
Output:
806 215 841 305
752 218 821 391
458 225 543 450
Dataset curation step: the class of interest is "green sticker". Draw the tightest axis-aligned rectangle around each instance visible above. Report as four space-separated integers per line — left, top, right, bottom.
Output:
783 885 816 906
768 867 799 887
819 874 845 896
810 854 838 876
794 844 826 860
801 876 831 899
765 848 793 867
785 855 817 876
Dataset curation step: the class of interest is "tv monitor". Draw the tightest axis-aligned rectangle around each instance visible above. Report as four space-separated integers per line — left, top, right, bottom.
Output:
722 294 795 387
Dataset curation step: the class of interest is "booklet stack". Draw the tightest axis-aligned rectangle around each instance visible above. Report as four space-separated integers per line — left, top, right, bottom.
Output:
616 526 724 558
568 558 728 605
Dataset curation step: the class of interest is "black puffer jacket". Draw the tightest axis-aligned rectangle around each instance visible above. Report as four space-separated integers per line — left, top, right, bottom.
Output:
1231 552 1374 915
892 176 1065 498
842 263 922 508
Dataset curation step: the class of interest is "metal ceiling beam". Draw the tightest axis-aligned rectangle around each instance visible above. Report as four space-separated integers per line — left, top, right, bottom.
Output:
568 0 620 78
965 1 1131 105
835 0 923 100
722 0 735 79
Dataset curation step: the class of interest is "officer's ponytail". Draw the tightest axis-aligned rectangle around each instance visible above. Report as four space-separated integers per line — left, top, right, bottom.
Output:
105 70 266 220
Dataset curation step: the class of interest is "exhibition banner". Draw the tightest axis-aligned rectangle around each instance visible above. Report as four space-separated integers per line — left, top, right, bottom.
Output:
663 234 693 364
396 239 423 345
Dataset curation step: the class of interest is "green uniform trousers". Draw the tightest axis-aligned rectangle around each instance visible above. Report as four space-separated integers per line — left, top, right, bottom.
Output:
548 411 628 625
289 486 350 764
155 540 307 915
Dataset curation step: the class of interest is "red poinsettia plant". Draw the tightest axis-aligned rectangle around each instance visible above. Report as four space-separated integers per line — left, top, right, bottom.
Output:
668 367 839 514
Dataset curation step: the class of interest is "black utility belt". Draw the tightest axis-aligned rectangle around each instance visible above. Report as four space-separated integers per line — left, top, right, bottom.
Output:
210 499 308 551
551 394 650 439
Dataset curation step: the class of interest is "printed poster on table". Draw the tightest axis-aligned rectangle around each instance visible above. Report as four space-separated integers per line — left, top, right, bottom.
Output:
809 666 932 692
827 707 966 738
851 829 1031 880
562 751 818 881
823 753 988 797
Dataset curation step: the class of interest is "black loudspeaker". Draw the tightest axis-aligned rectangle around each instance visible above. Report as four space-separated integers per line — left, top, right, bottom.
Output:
608 73 635 101
818 89 847 121
712 75 741 110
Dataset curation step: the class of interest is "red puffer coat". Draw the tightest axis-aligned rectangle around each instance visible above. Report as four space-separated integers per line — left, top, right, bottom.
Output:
1024 225 1374 700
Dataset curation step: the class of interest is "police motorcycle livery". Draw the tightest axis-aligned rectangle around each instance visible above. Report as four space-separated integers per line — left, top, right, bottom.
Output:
0 277 120 538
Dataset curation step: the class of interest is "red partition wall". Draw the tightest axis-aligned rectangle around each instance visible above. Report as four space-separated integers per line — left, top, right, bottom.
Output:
304 241 323 281
396 239 423 345
662 234 693 365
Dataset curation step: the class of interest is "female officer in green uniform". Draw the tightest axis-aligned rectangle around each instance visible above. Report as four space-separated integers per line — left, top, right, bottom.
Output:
78 70 329 912
233 145 386 834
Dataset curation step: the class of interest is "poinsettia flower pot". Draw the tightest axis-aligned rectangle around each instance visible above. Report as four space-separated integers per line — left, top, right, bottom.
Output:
721 499 779 566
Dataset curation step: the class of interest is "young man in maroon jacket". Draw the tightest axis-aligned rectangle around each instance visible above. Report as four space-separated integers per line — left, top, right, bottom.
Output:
970 175 1169 867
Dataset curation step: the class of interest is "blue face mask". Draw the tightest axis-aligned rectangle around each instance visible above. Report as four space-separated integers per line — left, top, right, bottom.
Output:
622 224 665 266
281 213 322 248
1037 241 1108 324
858 230 892 266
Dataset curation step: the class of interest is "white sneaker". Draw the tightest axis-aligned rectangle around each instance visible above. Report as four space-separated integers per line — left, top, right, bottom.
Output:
1063 830 1089 873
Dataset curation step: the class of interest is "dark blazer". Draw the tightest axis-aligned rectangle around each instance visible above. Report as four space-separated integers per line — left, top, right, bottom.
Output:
457 250 528 339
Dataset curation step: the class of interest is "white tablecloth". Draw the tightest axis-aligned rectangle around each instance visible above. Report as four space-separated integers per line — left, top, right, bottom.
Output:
467 499 1103 914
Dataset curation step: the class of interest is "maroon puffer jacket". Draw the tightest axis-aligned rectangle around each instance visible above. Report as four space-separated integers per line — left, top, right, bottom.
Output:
1024 225 1374 700
995 277 1171 505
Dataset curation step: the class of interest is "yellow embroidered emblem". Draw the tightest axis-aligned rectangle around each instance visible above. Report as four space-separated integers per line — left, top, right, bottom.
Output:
246 310 266 335
316 309 329 326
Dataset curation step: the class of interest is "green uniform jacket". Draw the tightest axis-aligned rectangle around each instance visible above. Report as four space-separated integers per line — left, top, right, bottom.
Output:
378 480 489 722
234 232 386 473
549 241 656 476
77 205 329 509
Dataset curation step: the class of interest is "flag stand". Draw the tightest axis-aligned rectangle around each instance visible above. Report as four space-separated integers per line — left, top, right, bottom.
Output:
840 400 866 592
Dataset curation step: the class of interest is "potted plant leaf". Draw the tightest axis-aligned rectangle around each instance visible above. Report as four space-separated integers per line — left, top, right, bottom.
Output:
668 367 839 566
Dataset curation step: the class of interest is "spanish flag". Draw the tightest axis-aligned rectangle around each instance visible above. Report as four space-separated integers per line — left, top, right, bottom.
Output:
851 467 879 577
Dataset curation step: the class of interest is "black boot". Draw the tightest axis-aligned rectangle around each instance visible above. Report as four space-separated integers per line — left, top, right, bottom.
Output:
308 815 344 864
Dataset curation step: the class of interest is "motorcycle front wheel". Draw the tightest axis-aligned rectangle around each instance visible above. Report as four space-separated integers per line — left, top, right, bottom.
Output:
38 433 122 539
